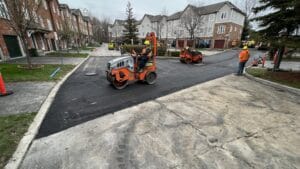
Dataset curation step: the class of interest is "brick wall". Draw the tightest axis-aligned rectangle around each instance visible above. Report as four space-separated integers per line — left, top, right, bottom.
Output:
0 19 17 59
213 22 243 48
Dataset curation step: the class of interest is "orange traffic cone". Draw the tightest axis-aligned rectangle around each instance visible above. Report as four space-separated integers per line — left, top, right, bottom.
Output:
0 72 13 97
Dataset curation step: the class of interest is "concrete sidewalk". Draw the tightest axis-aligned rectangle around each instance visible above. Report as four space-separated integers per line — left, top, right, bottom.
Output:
20 75 300 169
0 49 101 116
0 82 55 116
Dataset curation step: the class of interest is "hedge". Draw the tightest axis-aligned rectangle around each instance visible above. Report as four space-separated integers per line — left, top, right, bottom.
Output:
121 45 167 56
167 51 181 57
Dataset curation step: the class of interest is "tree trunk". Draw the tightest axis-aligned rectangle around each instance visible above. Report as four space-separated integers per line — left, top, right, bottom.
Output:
21 35 32 68
273 46 285 71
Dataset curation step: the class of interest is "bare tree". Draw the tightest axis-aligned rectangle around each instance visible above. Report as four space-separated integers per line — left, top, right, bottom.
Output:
188 0 208 7
92 16 110 43
161 7 168 16
180 7 203 39
1 0 43 68
232 0 258 40
58 20 74 51
237 0 257 18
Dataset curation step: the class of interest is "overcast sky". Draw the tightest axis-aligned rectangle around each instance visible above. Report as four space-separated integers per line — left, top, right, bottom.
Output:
59 0 247 22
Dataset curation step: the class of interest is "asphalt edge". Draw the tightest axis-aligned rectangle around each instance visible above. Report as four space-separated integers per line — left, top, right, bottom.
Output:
4 55 91 169
244 68 300 95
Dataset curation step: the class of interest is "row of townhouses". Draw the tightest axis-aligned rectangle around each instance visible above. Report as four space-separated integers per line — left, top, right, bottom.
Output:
0 0 93 61
109 1 246 49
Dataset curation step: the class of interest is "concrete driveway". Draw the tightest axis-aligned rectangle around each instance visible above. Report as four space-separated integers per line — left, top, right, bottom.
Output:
20 75 300 169
91 43 122 57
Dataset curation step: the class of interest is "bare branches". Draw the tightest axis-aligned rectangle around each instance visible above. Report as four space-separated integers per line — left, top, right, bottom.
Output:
3 0 42 36
180 8 203 39
233 0 258 18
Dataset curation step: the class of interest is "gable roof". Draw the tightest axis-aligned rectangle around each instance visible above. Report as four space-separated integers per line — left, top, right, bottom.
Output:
70 9 83 17
147 14 166 22
167 1 245 21
59 4 69 10
167 11 183 21
114 19 126 25
196 1 245 16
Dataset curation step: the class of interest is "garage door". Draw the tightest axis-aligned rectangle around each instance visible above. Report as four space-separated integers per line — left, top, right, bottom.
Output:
3 35 22 58
178 40 184 48
214 40 225 49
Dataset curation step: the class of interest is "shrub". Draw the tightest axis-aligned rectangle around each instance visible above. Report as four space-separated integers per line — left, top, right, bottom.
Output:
157 47 167 56
121 45 167 56
169 51 180 57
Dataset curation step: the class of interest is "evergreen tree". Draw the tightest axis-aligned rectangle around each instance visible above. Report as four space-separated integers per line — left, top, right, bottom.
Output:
123 2 138 44
252 0 300 70
241 19 251 40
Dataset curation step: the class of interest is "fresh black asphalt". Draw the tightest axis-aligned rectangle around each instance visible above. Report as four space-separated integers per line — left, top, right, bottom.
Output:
37 49 263 138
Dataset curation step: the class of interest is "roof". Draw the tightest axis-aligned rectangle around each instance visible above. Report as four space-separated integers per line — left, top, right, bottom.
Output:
114 19 126 25
167 1 245 21
59 4 69 9
196 1 245 16
145 14 166 22
167 11 183 21
70 9 83 16
28 22 51 33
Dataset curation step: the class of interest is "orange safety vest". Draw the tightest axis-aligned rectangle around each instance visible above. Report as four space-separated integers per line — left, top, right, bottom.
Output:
239 50 250 62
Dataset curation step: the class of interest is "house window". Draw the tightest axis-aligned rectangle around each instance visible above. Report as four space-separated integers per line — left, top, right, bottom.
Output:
180 30 184 36
56 22 60 30
0 0 8 19
221 12 227 19
234 27 237 31
209 14 214 21
47 19 53 30
33 11 38 22
217 25 226 34
43 0 47 10
52 3 56 13
208 27 212 33
40 16 44 27
230 26 232 32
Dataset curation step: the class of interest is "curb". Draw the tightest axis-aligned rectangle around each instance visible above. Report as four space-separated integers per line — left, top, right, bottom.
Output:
157 56 179 59
4 55 91 169
244 68 300 96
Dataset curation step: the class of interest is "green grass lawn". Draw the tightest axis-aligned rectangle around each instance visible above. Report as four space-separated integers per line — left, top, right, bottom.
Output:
46 52 89 58
80 47 95 51
0 64 75 82
246 68 300 89
0 112 37 168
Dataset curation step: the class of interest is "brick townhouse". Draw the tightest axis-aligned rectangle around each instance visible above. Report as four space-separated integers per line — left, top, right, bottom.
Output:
83 16 93 44
0 0 93 61
71 9 87 46
59 4 77 48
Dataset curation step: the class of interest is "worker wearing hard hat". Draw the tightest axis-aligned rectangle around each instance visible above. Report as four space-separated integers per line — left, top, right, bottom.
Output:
237 46 250 75
131 40 152 72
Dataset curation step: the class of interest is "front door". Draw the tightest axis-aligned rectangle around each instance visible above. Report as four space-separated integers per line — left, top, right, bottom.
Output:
3 35 22 58
51 39 57 51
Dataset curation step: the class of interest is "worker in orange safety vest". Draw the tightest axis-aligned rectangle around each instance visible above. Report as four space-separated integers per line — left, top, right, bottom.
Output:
236 46 250 75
